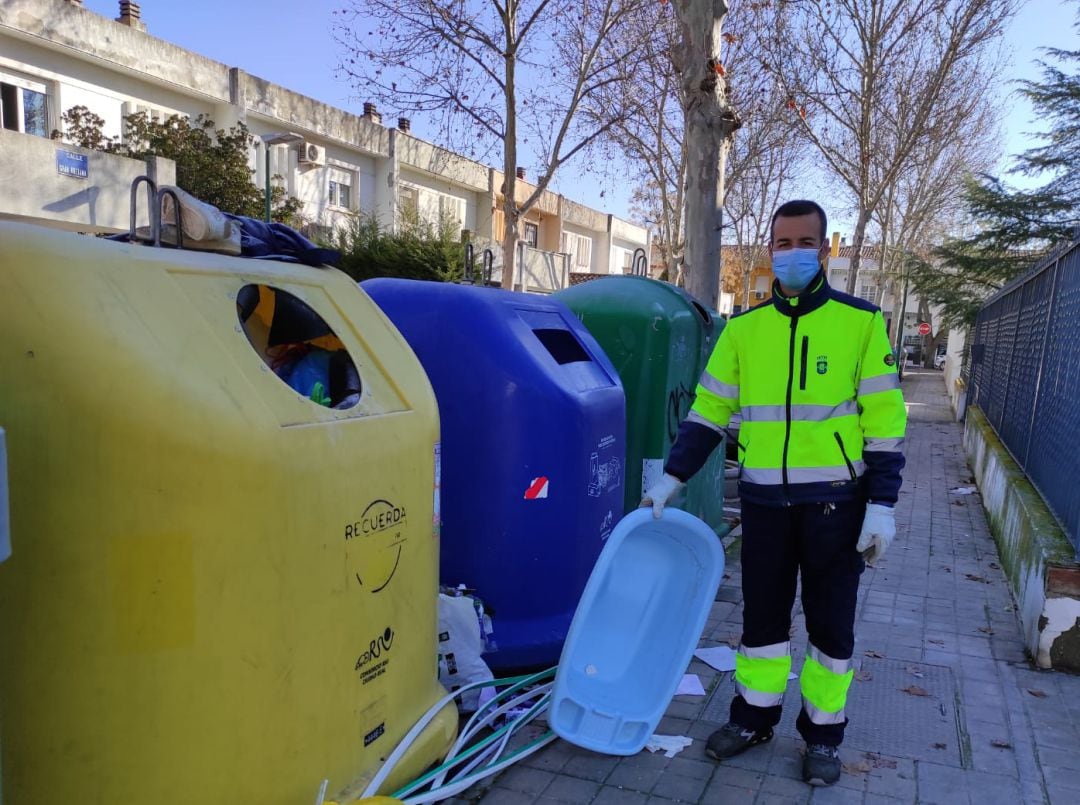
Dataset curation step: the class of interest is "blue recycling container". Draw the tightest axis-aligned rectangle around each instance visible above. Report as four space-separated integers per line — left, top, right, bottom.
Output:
364 279 626 672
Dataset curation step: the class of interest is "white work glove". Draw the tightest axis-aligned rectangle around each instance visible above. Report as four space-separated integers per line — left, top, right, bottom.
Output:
640 473 684 519
857 503 896 566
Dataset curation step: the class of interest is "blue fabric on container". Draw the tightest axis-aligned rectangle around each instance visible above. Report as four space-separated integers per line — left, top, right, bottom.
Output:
223 214 340 267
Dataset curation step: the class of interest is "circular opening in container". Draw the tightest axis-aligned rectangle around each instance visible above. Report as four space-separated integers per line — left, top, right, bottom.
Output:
236 284 361 409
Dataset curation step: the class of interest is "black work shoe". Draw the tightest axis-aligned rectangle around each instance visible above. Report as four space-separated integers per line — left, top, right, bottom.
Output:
802 743 841 785
705 721 774 760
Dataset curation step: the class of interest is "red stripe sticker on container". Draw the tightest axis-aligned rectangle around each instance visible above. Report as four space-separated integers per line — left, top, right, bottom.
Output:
524 476 549 500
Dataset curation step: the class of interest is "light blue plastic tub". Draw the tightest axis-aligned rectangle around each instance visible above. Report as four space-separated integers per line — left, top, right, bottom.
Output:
550 507 725 755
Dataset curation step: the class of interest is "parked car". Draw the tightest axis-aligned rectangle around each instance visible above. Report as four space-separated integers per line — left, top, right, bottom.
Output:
933 346 947 370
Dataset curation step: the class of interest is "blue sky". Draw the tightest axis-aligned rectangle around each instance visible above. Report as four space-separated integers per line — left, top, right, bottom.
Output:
83 0 1078 233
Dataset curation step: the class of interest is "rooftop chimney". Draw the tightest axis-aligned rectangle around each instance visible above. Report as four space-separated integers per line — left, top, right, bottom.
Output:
362 102 382 125
116 1 146 30
515 167 526 180
397 117 411 133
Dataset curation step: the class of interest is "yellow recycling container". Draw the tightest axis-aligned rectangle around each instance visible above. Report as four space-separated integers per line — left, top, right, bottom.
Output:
0 222 455 804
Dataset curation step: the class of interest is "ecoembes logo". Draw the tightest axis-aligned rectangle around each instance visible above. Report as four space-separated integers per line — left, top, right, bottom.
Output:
355 626 395 672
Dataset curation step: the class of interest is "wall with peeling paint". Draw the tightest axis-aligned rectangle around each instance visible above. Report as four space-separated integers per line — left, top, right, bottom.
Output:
965 406 1080 671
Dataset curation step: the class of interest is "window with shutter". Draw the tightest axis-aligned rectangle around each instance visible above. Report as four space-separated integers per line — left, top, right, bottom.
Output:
399 185 419 218
440 195 466 231
328 169 354 209
574 234 592 269
523 221 539 247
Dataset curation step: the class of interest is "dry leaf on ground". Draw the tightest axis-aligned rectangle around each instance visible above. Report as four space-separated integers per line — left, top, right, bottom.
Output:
854 670 873 682
842 760 872 775
1027 689 1048 699
864 752 898 769
965 573 991 584
928 638 945 646
864 650 885 659
900 685 931 697
991 739 1013 749
977 626 994 635
931 742 947 750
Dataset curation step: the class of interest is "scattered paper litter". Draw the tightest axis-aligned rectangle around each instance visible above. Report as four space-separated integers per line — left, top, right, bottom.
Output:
645 734 694 758
950 486 977 495
694 645 737 672
694 647 795 679
676 674 706 696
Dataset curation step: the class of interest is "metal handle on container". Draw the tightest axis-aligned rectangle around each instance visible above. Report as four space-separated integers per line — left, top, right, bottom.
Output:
156 187 185 250
129 175 160 245
464 243 474 284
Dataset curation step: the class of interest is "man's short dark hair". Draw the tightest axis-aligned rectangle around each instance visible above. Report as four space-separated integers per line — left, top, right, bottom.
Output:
771 200 827 245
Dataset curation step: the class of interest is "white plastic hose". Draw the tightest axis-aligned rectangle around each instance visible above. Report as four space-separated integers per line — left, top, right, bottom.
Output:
360 668 556 799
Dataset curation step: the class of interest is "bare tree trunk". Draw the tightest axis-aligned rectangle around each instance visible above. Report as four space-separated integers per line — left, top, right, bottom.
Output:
676 0 735 309
666 252 679 281
846 206 871 295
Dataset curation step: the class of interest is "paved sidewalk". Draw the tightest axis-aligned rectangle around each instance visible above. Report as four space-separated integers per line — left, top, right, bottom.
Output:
467 369 1080 804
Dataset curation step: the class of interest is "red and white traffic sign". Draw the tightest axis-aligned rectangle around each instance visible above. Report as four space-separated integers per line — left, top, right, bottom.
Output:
918 322 932 336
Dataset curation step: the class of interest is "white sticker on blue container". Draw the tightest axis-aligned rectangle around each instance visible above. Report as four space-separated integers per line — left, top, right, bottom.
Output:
641 458 664 495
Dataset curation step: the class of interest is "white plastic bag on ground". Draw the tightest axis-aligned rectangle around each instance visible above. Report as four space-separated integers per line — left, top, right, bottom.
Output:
438 592 495 712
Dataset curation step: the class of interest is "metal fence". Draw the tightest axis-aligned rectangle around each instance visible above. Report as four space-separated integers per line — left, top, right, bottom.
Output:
969 235 1080 552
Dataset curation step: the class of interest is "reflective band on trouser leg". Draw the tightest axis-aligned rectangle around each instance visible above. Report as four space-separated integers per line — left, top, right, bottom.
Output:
800 644 854 725
735 642 792 708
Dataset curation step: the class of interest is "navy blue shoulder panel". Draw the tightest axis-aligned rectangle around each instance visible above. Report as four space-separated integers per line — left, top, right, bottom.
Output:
827 287 879 315
731 297 776 320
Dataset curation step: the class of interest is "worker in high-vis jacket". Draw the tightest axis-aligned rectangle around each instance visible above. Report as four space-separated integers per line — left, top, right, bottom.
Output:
643 200 906 787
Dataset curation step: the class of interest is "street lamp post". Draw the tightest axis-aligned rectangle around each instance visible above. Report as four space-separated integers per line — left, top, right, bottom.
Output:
261 132 304 222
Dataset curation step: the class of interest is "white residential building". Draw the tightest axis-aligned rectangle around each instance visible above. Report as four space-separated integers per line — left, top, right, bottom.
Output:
0 0 648 291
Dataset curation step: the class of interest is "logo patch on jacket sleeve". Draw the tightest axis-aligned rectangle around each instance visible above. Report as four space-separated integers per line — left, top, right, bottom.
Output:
884 353 896 366
816 355 828 375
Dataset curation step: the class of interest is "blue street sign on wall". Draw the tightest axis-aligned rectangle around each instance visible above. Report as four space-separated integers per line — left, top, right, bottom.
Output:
56 149 88 179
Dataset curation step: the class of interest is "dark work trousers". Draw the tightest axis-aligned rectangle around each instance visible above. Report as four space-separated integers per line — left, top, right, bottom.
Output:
730 498 866 747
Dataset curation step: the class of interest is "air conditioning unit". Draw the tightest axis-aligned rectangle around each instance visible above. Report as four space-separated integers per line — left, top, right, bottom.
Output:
298 142 326 167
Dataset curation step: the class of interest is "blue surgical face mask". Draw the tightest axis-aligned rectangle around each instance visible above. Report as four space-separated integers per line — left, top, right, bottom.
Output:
772 248 821 291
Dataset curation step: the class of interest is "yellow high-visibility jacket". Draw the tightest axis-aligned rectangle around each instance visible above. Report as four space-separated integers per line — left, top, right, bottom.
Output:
666 274 907 506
